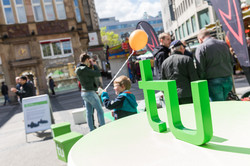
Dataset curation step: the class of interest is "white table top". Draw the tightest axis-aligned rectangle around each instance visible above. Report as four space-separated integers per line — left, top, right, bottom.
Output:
68 101 250 166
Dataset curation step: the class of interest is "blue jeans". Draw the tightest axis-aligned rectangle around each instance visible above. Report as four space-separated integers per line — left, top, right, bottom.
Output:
207 76 233 101
4 94 10 105
81 91 105 131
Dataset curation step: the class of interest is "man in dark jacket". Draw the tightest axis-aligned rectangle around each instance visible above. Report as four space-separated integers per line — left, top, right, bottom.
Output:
153 32 171 79
195 29 233 101
161 40 199 104
11 76 34 102
241 37 250 85
1 82 10 105
75 53 105 131
49 76 56 95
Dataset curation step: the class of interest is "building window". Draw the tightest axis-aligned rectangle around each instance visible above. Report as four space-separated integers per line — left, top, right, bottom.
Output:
1 0 15 24
62 40 71 54
175 29 178 40
55 0 66 19
181 3 184 14
14 0 27 23
40 38 73 58
74 0 81 22
31 0 44 22
43 0 55 20
186 19 192 35
182 23 187 38
198 9 210 29
191 15 197 33
41 43 52 57
178 26 183 39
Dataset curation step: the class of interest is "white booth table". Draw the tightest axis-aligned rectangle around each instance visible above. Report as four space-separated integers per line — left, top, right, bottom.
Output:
68 101 250 166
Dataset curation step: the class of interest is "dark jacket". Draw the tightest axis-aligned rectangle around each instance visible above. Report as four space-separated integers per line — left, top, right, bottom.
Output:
195 37 233 79
16 82 34 101
49 78 55 89
1 84 8 95
184 49 193 59
153 45 170 69
75 64 101 91
16 83 21 90
161 51 199 98
101 90 138 113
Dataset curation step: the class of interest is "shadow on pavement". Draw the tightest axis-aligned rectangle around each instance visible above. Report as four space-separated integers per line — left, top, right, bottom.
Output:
0 104 21 128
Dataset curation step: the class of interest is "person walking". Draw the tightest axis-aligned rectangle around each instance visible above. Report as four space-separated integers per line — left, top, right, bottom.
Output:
75 53 105 131
161 40 199 104
1 82 11 105
49 76 56 95
153 32 171 79
195 29 233 101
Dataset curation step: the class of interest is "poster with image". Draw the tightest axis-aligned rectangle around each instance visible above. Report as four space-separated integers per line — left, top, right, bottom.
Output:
22 94 52 134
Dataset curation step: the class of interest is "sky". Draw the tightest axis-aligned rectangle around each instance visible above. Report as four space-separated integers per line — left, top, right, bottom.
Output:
94 0 162 22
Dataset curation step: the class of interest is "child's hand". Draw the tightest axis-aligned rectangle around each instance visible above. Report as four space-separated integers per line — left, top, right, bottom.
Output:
97 87 104 96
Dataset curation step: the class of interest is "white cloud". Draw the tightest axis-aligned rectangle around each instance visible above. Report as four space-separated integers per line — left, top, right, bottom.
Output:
94 0 161 22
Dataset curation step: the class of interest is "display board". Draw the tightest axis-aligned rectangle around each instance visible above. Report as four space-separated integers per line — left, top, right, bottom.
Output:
22 94 52 134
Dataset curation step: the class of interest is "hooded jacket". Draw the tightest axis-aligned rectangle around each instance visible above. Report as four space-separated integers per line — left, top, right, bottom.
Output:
75 64 101 91
153 45 170 69
101 90 138 113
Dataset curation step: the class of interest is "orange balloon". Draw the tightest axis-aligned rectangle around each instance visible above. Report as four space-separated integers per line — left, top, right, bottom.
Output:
129 29 148 51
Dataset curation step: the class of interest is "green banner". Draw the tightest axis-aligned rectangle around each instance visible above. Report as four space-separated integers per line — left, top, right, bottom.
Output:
24 101 48 108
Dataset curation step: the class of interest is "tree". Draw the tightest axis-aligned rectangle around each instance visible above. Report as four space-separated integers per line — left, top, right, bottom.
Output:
100 27 121 47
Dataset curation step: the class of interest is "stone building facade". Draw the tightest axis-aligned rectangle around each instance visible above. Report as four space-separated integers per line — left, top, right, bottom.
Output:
82 0 105 69
0 0 90 100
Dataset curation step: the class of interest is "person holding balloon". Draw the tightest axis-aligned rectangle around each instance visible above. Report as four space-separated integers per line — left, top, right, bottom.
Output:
101 75 138 120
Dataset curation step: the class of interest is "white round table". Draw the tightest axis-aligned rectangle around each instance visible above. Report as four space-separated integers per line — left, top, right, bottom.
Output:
68 101 250 166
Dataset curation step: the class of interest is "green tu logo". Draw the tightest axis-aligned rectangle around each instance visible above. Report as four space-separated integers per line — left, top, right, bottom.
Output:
138 60 213 145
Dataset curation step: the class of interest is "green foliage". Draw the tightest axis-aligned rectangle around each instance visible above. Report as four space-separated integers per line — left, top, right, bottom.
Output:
100 27 121 47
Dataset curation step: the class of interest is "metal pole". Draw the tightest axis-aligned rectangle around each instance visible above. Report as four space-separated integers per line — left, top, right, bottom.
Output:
104 50 135 90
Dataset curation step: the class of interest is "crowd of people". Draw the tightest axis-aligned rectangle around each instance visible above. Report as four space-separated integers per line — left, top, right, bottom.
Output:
1 29 249 133
154 29 241 104
1 75 56 106
75 53 137 131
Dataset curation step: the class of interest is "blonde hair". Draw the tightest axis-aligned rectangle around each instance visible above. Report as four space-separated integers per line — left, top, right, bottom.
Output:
158 32 171 43
114 75 131 90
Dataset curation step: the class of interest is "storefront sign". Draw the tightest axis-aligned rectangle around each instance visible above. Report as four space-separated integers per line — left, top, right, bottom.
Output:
139 60 213 145
22 94 52 134
88 32 99 46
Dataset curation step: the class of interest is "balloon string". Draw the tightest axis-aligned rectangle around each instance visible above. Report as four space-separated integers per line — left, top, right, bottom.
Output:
104 50 135 91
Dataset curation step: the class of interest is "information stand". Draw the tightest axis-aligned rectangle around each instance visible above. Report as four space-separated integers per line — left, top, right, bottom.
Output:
22 94 54 142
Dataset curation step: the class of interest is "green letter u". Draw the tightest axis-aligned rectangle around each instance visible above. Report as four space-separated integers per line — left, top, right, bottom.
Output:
138 60 213 145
